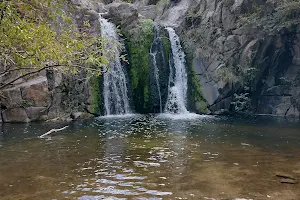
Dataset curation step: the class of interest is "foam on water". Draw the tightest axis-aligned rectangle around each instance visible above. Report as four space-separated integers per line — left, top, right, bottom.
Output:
157 113 213 120
97 114 138 119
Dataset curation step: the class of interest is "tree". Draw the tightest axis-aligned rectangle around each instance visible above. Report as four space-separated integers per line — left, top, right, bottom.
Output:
0 0 108 93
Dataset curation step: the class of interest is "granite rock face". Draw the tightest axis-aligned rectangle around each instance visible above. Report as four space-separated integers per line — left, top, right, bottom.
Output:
178 0 300 117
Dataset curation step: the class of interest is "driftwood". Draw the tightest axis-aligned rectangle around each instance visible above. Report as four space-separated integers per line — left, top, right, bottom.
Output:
39 126 68 138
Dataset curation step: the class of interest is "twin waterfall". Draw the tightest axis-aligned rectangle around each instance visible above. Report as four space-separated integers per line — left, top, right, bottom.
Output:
99 15 189 116
99 16 130 116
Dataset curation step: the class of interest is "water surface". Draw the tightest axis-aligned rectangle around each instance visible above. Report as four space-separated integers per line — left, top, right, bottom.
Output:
0 115 300 200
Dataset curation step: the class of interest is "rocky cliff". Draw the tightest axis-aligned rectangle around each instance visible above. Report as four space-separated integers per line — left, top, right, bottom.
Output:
177 0 300 117
101 0 300 117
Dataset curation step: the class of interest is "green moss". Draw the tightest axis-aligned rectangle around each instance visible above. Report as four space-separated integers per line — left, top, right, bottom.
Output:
124 19 154 113
161 35 171 64
89 76 101 113
21 100 33 108
185 48 207 113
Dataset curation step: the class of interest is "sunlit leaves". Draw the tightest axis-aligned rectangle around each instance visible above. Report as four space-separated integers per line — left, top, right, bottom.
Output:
0 0 108 86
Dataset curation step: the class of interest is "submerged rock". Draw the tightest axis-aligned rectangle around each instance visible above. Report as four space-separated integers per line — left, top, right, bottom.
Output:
276 172 296 180
280 179 298 184
276 172 298 184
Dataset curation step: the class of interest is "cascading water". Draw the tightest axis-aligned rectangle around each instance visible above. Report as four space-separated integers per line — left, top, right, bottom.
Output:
150 25 163 113
164 27 188 114
99 15 130 115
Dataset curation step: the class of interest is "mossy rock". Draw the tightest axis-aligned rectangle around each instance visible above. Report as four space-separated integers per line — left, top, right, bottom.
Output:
123 19 155 113
89 76 101 114
184 47 207 113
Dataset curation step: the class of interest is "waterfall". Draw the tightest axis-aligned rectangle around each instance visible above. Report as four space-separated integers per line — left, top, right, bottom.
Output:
150 26 163 113
164 27 188 114
99 16 130 115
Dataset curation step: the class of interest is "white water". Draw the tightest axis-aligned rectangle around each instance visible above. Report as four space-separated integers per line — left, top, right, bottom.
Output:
150 53 163 113
99 16 130 115
157 113 210 120
98 114 138 119
164 27 188 114
150 26 163 113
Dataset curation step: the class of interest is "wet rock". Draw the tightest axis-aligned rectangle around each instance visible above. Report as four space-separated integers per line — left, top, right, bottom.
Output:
157 0 192 27
70 112 90 120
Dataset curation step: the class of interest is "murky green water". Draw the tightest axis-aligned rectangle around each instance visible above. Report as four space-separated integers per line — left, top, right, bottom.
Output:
0 115 300 200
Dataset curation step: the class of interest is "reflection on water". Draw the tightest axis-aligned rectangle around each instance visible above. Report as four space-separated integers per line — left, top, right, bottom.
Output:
0 115 300 200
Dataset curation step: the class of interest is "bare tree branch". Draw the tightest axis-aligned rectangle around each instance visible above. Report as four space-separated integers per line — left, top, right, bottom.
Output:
0 64 60 90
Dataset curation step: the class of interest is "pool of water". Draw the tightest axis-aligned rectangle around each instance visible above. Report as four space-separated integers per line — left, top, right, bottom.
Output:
0 114 300 200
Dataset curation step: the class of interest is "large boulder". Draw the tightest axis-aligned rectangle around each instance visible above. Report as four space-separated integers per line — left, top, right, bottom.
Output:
20 77 51 107
25 107 48 121
104 2 139 28
138 5 157 20
1 88 23 108
2 108 29 123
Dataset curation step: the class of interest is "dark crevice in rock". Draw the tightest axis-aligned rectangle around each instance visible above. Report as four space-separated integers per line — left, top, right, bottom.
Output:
284 104 292 116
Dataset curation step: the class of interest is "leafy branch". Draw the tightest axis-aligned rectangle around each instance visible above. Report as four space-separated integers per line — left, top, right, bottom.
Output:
0 0 110 91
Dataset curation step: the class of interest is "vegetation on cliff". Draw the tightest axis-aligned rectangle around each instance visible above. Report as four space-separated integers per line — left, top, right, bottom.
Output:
124 19 154 113
89 76 101 114
185 49 207 113
239 0 300 34
0 0 108 93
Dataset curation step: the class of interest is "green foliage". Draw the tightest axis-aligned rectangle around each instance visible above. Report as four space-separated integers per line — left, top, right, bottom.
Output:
125 19 154 113
231 92 251 113
21 100 33 108
238 0 300 34
89 76 101 113
217 64 257 86
161 35 170 64
217 62 257 113
0 0 108 90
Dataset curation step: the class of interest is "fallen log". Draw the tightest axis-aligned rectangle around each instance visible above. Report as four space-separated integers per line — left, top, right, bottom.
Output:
38 126 68 138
